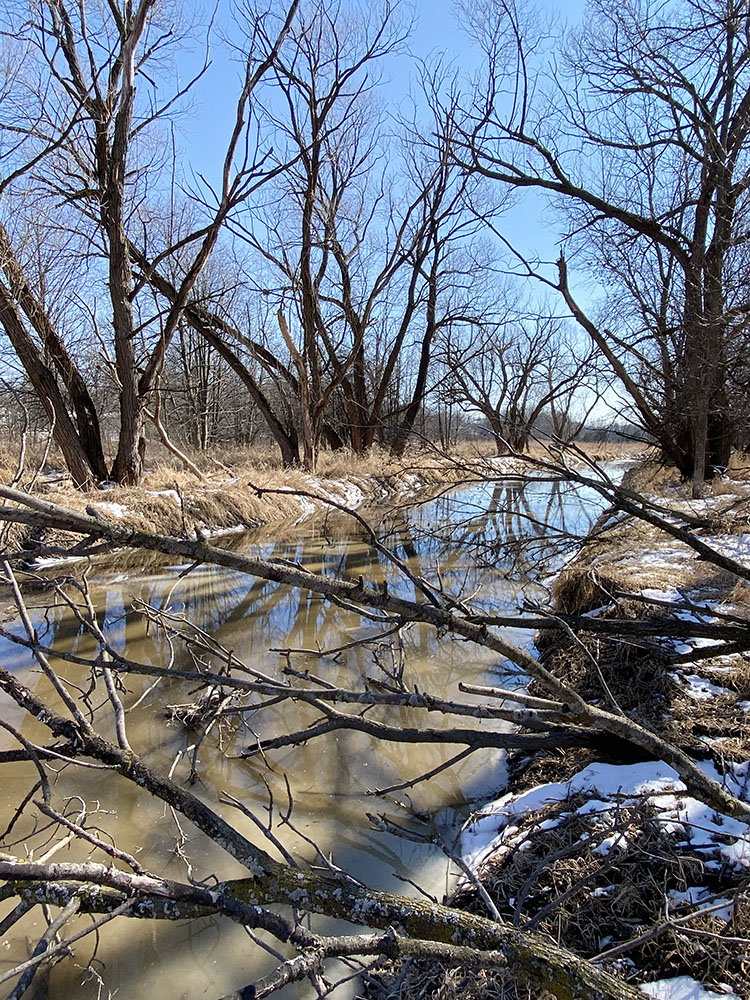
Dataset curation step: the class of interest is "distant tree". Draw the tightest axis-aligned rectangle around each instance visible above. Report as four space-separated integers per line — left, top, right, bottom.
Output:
440 306 594 454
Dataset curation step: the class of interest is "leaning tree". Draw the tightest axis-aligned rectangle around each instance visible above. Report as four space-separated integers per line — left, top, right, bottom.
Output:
451 0 750 494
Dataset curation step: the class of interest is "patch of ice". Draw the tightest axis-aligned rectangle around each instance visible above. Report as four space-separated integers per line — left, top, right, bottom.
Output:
31 554 87 569
203 524 249 538
640 975 740 1000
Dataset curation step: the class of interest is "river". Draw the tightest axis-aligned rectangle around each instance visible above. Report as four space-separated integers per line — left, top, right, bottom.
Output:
0 473 610 999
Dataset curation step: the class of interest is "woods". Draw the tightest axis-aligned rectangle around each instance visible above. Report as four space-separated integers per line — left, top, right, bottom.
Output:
2 1 750 999
3 0 750 483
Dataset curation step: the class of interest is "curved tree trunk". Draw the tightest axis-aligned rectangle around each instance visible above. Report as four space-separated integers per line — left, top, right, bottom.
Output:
0 283 94 488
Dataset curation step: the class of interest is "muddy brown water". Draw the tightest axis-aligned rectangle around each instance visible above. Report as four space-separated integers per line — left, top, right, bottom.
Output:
0 476 607 999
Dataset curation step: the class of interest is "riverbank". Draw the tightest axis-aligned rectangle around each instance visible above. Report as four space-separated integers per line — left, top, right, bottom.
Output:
0 447 509 561
371 458 750 1000
3 445 746 997
1 441 633 561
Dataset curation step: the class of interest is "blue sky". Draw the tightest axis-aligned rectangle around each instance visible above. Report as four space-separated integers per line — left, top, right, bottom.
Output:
175 0 590 293
179 0 586 180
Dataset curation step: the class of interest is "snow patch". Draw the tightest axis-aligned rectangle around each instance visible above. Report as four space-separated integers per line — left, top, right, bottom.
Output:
148 489 182 506
667 887 733 922
90 502 127 519
640 976 740 1000
676 673 736 700
701 533 750 566
462 760 750 872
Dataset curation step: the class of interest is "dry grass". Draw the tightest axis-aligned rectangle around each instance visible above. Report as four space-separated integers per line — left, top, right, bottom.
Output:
624 449 750 494
464 800 749 996
0 442 461 561
552 499 750 615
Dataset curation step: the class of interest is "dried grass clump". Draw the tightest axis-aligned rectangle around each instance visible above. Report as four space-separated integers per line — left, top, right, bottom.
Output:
729 580 750 613
550 562 630 615
726 450 750 480
723 656 750 698
535 627 677 730
506 747 603 796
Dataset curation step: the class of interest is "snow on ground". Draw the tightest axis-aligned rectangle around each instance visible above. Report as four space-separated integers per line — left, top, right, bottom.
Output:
672 673 736 700
89 501 127 518
641 976 740 1000
700 531 750 565
461 759 750 872
266 475 369 523
292 495 320 524
147 488 181 506
666 887 733 922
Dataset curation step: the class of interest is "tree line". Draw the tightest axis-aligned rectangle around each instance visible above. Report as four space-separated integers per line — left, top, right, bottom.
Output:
1 0 749 493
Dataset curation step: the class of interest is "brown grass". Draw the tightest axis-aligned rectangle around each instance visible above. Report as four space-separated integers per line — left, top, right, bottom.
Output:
0 442 462 562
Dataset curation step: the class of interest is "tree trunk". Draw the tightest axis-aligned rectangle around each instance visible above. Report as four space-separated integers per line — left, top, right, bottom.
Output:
0 283 94 488
278 310 316 470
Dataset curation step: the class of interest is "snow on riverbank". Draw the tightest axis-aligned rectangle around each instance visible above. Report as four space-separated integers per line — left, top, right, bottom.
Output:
462 758 750 872
457 469 750 999
641 977 741 1000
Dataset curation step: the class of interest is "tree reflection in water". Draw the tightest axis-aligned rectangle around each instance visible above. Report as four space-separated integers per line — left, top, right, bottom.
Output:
0 476 608 999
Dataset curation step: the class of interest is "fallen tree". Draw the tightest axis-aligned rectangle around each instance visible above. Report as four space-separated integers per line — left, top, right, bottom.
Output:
0 462 748 999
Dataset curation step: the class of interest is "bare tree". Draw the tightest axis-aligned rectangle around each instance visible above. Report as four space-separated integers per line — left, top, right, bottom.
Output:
0 0 300 485
450 0 750 494
235 0 413 469
440 303 595 453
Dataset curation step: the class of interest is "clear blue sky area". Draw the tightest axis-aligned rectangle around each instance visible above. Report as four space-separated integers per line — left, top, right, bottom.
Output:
176 0 588 286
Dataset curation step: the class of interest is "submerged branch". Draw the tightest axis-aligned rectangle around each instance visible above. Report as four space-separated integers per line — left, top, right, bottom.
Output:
0 485 747 820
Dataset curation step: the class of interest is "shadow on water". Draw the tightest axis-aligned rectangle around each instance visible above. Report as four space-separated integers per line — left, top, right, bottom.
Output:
0 476 607 998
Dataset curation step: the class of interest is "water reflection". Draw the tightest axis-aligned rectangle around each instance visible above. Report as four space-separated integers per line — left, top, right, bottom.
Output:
0 475 606 998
